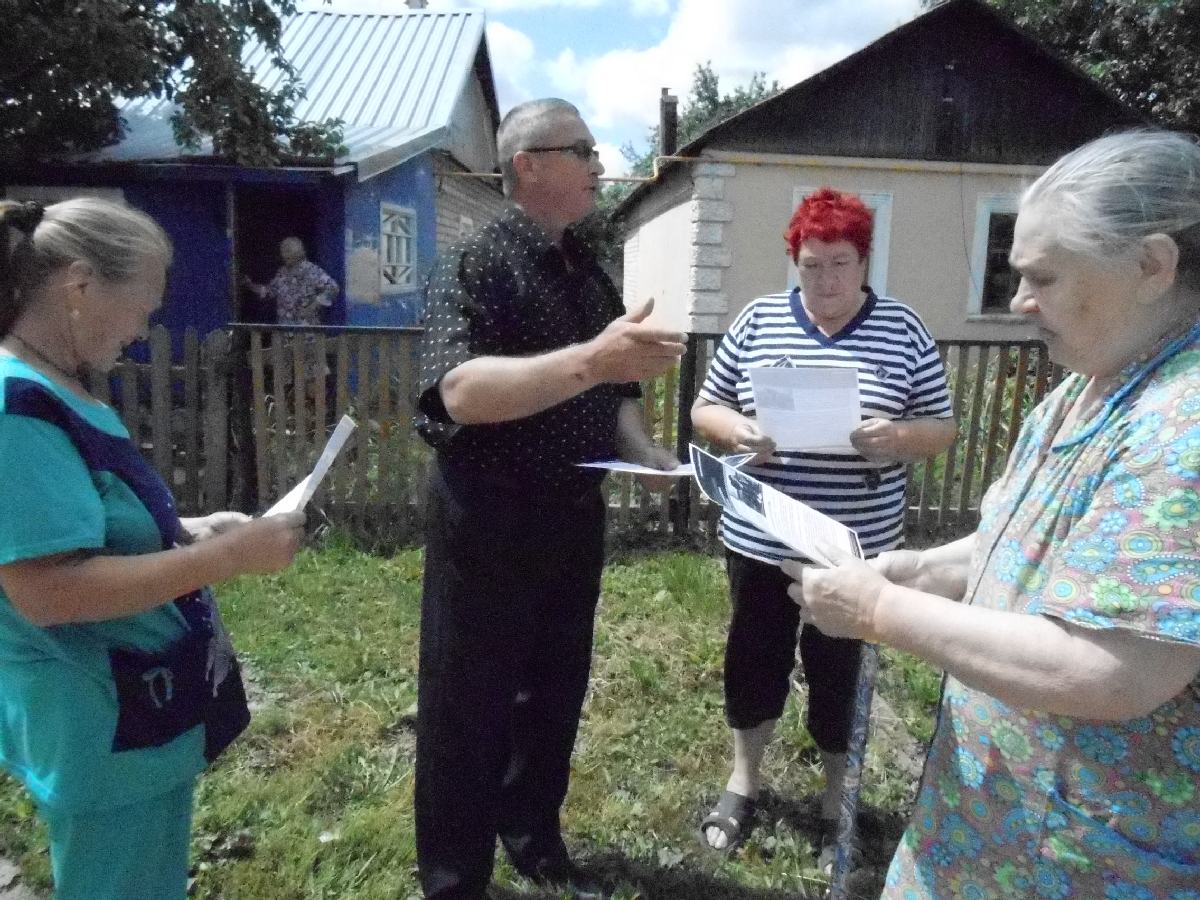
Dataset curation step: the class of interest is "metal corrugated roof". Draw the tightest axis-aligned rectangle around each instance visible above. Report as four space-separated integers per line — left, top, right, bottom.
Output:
84 8 491 175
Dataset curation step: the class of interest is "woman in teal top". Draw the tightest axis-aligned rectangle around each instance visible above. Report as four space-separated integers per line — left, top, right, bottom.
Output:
0 198 306 900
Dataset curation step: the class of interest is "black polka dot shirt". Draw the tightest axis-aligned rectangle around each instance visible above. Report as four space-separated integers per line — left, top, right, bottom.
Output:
416 205 641 494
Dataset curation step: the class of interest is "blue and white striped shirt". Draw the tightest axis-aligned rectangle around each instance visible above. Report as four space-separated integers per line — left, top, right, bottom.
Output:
698 289 953 563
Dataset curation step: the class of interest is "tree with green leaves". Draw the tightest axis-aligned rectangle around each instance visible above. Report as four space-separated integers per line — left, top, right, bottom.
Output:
0 0 345 167
620 62 781 178
577 63 780 263
923 0 1200 133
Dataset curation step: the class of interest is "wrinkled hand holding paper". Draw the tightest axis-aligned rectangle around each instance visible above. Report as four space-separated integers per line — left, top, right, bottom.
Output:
265 415 356 516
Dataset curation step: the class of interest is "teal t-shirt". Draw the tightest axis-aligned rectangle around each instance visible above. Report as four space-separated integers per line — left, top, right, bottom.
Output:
0 356 206 813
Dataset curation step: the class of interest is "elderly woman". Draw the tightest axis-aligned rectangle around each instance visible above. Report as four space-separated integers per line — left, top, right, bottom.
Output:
692 188 956 857
792 130 1200 897
0 198 305 900
242 236 337 326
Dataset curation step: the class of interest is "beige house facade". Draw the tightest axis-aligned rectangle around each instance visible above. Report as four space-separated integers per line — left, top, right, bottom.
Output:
622 151 1048 339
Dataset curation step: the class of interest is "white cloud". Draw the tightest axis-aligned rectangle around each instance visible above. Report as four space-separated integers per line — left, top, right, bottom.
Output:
629 0 670 14
551 0 922 142
485 21 538 106
596 141 629 178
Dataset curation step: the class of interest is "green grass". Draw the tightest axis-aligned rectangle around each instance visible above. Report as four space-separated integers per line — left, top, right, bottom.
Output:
0 540 940 899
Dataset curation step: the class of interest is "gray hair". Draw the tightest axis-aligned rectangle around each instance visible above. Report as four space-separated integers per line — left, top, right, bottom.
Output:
1022 129 1200 289
280 236 306 257
0 197 172 334
496 98 581 197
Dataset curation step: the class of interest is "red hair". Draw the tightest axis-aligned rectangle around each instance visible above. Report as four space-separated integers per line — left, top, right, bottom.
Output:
784 187 873 262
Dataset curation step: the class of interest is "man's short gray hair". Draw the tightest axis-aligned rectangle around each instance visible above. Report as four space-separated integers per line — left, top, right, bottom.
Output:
496 98 581 197
1023 129 1200 290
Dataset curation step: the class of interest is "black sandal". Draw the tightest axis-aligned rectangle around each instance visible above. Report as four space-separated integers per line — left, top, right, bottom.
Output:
698 789 757 853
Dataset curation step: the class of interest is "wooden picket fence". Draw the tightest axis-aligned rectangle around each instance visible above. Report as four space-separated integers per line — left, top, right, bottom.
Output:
83 327 234 516
906 340 1066 542
90 325 1065 547
239 324 427 544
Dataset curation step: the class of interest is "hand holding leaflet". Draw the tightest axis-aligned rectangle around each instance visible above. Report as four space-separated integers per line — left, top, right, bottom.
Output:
265 415 357 516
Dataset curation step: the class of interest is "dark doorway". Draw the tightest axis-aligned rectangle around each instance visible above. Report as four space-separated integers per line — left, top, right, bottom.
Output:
234 186 321 323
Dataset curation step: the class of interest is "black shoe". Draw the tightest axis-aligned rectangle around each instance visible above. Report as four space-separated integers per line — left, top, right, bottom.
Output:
527 860 607 900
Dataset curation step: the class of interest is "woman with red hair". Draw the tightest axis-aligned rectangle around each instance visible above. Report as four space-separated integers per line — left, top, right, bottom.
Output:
692 187 956 863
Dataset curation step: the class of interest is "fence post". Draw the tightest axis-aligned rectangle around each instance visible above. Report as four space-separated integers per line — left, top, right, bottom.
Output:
229 328 259 511
149 327 173 484
202 330 230 510
672 337 699 535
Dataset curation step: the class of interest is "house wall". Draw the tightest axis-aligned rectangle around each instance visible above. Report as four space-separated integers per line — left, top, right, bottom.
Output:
619 166 699 332
719 153 1041 340
442 74 499 176
432 154 506 254
124 183 234 353
621 200 693 333
343 154 437 327
630 152 1044 340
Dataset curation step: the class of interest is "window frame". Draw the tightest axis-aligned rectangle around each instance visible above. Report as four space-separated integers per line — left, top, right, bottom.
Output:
968 193 1022 317
380 202 417 294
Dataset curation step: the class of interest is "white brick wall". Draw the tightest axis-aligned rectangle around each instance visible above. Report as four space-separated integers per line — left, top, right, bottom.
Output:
686 161 736 327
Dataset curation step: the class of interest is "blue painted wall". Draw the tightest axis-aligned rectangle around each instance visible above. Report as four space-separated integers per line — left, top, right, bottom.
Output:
122 182 231 359
342 153 437 327
314 183 347 323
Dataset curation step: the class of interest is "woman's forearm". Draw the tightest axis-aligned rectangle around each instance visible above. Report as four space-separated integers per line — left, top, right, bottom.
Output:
690 401 749 450
874 534 975 600
918 535 975 599
872 583 1200 719
889 416 957 461
1 537 244 627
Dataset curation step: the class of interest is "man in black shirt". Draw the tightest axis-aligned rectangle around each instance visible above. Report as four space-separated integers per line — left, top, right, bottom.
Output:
414 98 686 900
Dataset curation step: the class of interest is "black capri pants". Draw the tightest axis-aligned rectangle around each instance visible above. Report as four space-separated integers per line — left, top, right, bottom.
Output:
723 549 863 753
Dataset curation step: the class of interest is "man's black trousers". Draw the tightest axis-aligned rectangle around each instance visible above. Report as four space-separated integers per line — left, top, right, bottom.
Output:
415 460 606 900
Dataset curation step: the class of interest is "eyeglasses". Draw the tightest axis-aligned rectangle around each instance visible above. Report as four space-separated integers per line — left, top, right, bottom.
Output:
522 141 600 162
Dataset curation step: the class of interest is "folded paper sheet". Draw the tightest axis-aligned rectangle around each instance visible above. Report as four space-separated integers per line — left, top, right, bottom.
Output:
689 443 862 565
749 364 861 451
265 415 357 516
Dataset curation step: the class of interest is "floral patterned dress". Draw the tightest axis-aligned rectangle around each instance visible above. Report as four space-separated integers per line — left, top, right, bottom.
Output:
267 260 337 325
884 328 1200 900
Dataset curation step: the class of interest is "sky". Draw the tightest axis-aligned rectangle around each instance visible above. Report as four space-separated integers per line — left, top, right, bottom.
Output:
307 0 926 177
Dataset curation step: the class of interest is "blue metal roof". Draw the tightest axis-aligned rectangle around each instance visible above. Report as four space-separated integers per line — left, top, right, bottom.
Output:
83 8 495 177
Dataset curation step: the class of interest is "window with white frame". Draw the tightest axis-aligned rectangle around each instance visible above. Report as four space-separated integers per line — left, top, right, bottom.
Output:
969 193 1021 315
787 187 893 297
380 203 416 292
